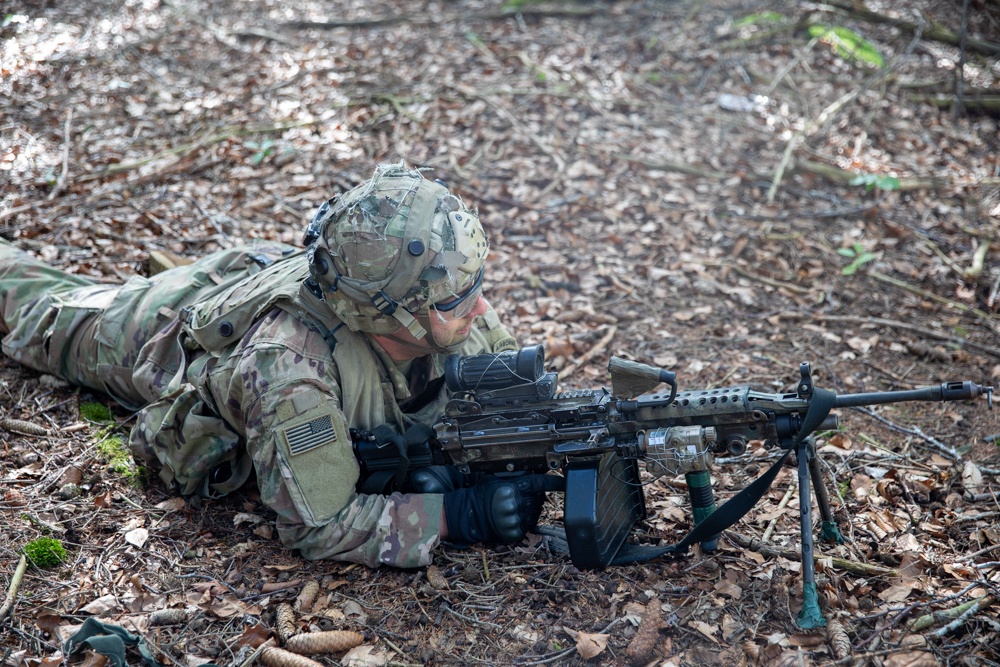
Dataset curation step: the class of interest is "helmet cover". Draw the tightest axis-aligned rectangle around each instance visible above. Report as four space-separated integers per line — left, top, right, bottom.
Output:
306 162 488 338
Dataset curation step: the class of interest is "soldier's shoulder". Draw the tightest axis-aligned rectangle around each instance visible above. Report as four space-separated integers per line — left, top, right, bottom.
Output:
247 308 332 354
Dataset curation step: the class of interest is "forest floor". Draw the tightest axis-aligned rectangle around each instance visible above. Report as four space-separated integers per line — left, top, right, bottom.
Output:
2 0 1000 665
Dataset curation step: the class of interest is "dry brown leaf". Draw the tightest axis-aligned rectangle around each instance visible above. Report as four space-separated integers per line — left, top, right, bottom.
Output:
962 461 984 495
714 579 743 599
79 595 119 615
878 584 913 603
78 651 110 667
764 648 810 667
341 645 389 667
153 497 187 511
35 614 64 638
786 633 826 648
573 631 609 660
884 651 939 667
229 623 271 650
58 465 83 486
688 620 720 644
124 528 149 548
5 488 27 507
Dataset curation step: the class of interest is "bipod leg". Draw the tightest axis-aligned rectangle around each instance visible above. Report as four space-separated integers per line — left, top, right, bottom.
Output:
808 450 844 544
685 470 718 551
796 437 826 629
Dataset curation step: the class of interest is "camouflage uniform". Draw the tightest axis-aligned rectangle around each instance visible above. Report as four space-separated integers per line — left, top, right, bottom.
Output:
0 166 517 568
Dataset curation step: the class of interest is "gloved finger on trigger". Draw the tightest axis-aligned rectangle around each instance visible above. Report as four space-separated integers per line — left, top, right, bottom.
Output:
540 474 566 492
515 474 565 493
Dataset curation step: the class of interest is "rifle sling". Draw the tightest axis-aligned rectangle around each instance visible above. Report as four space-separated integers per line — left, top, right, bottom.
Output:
603 386 837 566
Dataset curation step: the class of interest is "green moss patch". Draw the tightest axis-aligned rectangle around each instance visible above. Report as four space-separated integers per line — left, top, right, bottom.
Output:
25 537 67 568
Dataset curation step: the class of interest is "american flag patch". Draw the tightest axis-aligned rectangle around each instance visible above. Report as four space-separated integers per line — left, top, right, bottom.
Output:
285 415 337 456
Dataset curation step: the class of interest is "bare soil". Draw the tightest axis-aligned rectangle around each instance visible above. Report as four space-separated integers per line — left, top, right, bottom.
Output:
2 0 999 665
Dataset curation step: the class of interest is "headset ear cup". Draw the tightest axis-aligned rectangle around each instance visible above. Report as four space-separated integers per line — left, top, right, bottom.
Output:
310 247 336 282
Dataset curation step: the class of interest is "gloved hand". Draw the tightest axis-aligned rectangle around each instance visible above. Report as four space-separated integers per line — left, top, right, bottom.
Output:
443 474 564 545
407 465 466 493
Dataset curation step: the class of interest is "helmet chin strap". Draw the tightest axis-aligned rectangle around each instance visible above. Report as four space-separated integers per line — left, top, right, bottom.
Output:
391 307 428 340
371 328 450 361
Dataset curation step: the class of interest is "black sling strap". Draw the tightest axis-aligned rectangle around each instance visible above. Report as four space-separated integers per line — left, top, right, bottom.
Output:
542 387 837 566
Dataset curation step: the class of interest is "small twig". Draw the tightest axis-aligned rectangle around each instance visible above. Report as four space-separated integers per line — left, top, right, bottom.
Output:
956 543 1000 563
821 0 1000 57
379 636 407 658
80 120 317 182
987 272 1000 310
281 6 603 30
762 483 796 542
441 601 503 630
794 159 1000 192
849 407 963 460
910 595 996 633
931 597 987 637
725 531 898 577
768 87 862 203
514 618 621 665
712 262 812 295
867 270 999 328
777 312 1000 361
954 511 1000 525
609 152 727 180
965 241 990 280
0 555 28 621
48 109 73 201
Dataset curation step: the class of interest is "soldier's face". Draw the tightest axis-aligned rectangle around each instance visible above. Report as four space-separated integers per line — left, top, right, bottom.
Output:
425 295 488 348
372 294 488 361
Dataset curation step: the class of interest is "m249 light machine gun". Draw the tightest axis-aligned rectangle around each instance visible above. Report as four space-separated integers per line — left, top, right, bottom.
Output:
358 345 993 628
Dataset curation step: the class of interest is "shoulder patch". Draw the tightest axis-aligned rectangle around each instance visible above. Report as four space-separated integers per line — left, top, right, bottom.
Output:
283 414 337 456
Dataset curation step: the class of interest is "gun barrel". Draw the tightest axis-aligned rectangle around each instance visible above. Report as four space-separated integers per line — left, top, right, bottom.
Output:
834 381 990 408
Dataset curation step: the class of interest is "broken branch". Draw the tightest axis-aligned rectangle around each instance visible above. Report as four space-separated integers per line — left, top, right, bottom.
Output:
909 595 996 632
0 555 28 621
725 532 899 577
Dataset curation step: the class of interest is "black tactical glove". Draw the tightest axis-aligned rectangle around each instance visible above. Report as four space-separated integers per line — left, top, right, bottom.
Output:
407 465 467 494
443 474 565 545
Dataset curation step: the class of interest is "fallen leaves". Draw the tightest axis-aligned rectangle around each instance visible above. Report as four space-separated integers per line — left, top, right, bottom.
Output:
564 628 610 660
2 0 999 665
123 527 149 548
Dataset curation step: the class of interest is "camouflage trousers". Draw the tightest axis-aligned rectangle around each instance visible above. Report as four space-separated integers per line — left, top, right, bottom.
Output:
0 239 251 409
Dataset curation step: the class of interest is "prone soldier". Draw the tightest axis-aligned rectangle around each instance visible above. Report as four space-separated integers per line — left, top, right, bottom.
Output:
0 162 560 567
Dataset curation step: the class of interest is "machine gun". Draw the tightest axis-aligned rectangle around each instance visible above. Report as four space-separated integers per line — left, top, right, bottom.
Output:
355 344 993 628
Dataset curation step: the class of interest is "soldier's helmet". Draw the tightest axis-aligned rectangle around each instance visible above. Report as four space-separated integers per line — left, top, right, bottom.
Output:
304 162 489 339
